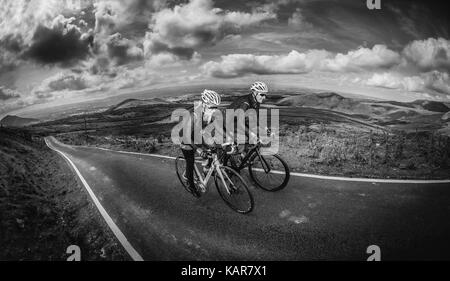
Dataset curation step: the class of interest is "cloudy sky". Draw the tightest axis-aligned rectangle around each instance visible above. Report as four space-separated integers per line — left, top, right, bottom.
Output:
0 0 449 116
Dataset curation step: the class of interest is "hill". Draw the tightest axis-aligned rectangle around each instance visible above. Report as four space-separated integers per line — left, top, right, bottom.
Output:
0 115 39 127
105 98 172 113
410 100 449 113
276 92 449 118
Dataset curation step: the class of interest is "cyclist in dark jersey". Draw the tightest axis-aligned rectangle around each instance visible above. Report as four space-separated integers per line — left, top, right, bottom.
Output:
227 82 269 153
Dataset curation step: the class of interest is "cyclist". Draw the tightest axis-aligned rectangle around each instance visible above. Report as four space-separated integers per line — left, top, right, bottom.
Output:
180 89 233 197
229 81 268 112
227 82 269 154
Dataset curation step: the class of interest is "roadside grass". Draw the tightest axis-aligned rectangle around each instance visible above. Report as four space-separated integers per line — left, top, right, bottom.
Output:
278 123 450 179
55 121 450 180
0 128 128 260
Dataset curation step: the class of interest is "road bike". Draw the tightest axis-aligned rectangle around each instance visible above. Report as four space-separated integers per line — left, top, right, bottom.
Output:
175 147 254 214
223 140 290 192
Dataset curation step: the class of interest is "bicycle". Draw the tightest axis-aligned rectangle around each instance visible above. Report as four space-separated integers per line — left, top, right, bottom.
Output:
175 147 254 214
223 140 290 192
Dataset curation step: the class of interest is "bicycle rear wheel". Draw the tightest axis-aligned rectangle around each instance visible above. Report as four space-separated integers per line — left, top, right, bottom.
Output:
248 153 290 192
214 166 254 214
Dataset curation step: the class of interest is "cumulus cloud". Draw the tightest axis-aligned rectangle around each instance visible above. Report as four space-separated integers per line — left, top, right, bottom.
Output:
323 44 401 72
366 72 425 92
366 71 450 96
144 0 275 59
0 33 24 53
203 44 401 78
0 48 19 75
422 71 450 95
145 51 201 68
31 72 94 99
0 0 85 45
202 49 330 78
0 0 164 69
287 8 312 29
402 37 450 72
0 86 21 100
0 1 94 67
143 33 195 60
93 0 166 35
103 33 144 65
30 62 170 102
24 16 92 65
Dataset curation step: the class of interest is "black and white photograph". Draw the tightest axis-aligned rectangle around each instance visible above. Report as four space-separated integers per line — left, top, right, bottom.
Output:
0 0 450 266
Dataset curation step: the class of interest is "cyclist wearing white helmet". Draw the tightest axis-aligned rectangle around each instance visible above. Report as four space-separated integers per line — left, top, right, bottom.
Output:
200 89 221 124
180 89 230 197
250 81 269 104
227 82 269 153
229 81 268 111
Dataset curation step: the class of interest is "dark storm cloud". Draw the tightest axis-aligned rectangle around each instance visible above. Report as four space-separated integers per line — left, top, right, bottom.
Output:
23 24 92 66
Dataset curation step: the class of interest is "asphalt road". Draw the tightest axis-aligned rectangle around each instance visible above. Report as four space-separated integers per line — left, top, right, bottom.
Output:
46 137 450 260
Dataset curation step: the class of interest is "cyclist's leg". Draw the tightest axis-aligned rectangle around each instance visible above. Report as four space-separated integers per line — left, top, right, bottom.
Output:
181 145 196 189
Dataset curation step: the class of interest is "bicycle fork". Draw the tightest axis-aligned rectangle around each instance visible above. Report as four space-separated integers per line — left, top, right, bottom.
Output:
216 164 236 195
256 150 271 174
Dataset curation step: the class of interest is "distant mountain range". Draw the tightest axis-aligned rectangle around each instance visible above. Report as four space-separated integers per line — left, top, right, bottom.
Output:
103 92 450 123
0 115 39 127
276 92 449 119
105 98 172 113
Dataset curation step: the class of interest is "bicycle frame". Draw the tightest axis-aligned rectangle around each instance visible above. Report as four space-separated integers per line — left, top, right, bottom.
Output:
193 153 235 195
225 143 272 173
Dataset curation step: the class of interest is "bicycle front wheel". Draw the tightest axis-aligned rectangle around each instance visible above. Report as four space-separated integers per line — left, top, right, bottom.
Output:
249 153 290 192
214 166 254 214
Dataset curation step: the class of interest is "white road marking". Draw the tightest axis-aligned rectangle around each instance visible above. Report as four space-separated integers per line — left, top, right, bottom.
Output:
250 168 450 184
74 144 450 184
45 138 144 261
50 137 450 184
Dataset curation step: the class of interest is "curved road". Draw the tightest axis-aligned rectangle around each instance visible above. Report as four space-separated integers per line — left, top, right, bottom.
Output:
45 137 450 260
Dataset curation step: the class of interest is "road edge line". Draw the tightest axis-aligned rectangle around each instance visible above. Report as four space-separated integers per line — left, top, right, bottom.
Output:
45 138 144 261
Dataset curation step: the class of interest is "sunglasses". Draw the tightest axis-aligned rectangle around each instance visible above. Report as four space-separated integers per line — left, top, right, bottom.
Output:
257 93 267 98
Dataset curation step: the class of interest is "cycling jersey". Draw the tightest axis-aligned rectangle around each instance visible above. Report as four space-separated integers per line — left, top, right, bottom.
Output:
228 93 260 112
179 105 230 196
226 93 261 145
179 105 228 151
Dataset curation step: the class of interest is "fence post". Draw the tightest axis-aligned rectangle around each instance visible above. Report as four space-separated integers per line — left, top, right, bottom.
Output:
369 130 374 167
384 131 389 165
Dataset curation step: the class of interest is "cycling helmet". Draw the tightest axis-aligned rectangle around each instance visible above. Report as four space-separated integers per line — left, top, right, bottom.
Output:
250 81 268 93
201 89 221 106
